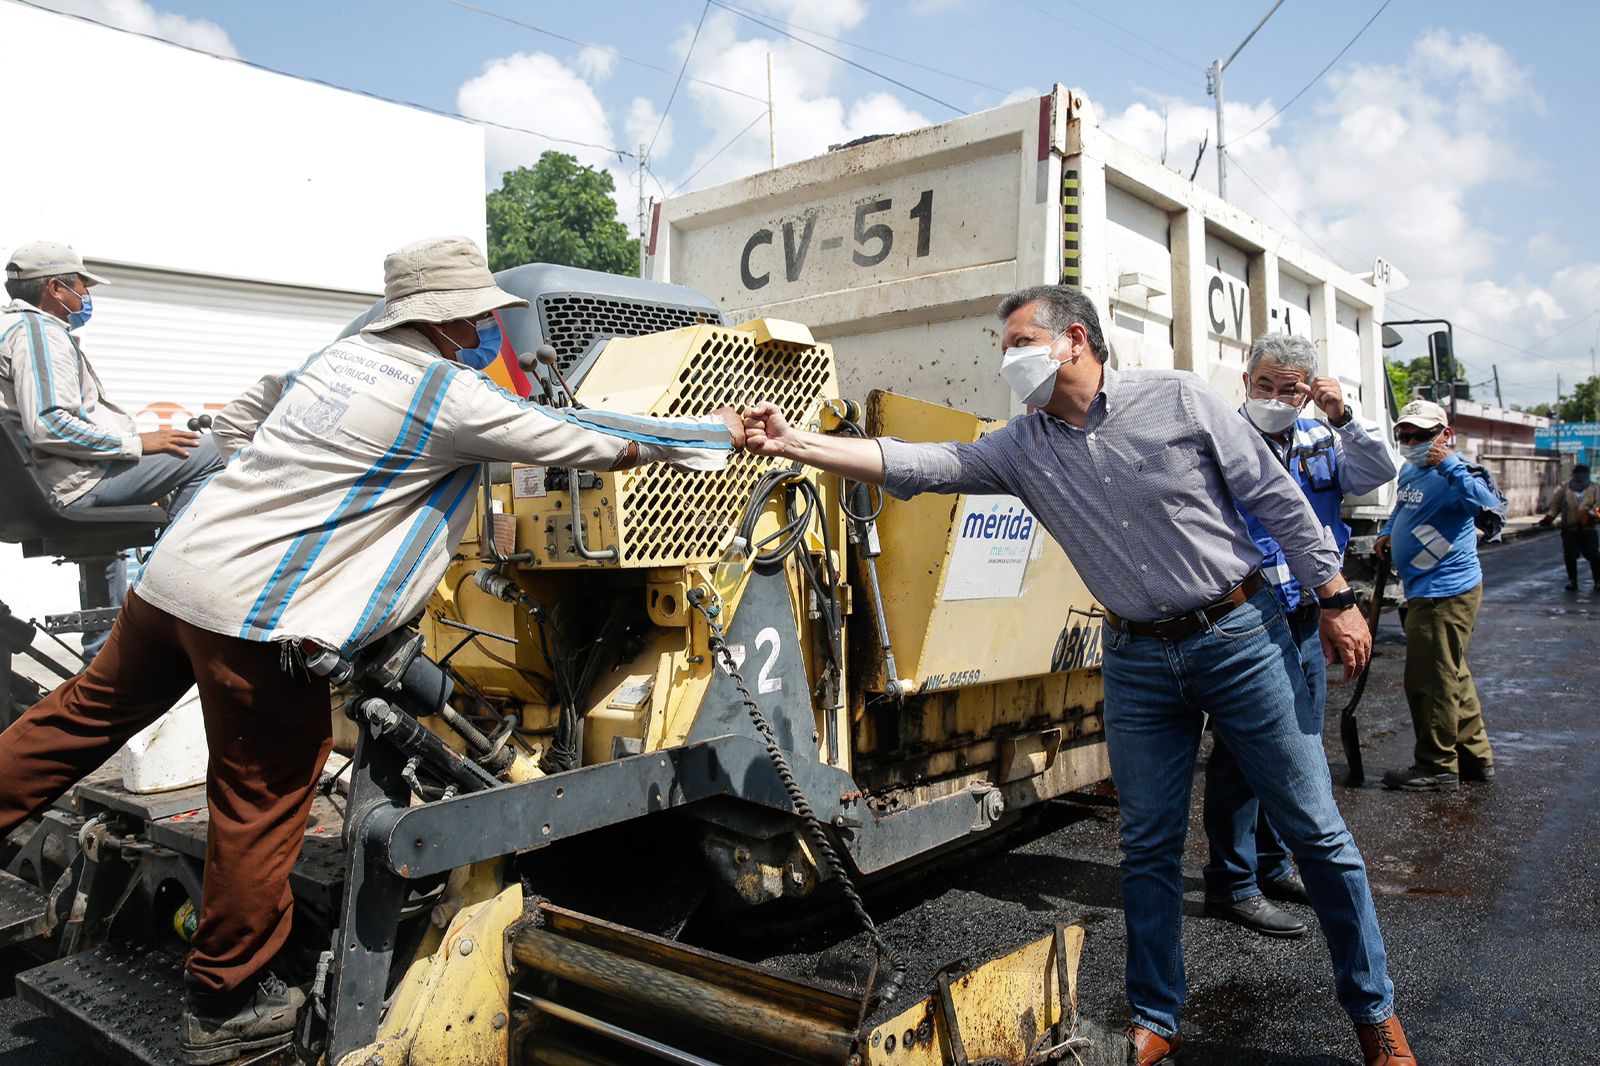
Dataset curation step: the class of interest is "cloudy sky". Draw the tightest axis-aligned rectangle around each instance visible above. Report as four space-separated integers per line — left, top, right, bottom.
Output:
26 0 1600 408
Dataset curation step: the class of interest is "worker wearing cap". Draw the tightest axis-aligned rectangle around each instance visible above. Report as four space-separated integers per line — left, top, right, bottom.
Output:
1 241 223 656
0 236 744 1064
1537 462 1600 591
1375 399 1501 792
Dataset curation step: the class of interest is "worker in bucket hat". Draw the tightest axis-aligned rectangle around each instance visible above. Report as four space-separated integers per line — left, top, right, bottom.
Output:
0 236 745 1063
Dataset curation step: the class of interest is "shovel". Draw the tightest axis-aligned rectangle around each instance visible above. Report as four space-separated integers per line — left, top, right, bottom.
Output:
1338 559 1389 786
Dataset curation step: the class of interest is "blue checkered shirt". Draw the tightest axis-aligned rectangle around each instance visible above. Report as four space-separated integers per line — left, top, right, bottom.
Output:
878 364 1341 624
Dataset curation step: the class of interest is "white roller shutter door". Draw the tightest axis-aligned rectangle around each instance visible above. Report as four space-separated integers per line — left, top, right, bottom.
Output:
75 261 378 427
4 263 378 625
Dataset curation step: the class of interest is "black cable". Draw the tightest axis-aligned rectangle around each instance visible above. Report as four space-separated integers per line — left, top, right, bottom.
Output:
689 590 904 1002
647 1 711 164
1228 0 1395 149
705 0 966 116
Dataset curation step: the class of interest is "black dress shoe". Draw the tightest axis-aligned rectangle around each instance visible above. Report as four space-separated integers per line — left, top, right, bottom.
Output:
1204 895 1307 938
1382 766 1459 792
1262 871 1311 905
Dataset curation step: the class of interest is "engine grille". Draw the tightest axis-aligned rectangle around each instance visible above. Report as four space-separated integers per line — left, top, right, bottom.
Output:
538 293 721 374
616 329 836 567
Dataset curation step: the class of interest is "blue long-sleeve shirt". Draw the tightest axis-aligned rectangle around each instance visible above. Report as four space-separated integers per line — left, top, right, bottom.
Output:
1381 452 1501 599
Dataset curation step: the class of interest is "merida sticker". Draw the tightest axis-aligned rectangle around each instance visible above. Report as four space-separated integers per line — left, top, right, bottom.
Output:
942 494 1040 600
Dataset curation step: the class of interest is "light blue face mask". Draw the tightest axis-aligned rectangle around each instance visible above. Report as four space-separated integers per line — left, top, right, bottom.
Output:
454 318 503 370
1398 441 1434 467
63 285 92 330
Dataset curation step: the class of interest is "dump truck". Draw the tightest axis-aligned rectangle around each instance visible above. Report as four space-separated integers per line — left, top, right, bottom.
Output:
646 84 1405 553
0 261 1108 1065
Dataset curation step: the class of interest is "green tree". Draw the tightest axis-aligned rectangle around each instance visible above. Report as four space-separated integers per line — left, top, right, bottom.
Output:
1557 375 1600 423
1385 358 1412 403
486 152 637 276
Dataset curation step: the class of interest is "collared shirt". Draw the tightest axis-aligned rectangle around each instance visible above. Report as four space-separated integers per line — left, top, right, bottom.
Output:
135 326 733 654
0 298 141 504
1245 410 1397 611
878 363 1341 624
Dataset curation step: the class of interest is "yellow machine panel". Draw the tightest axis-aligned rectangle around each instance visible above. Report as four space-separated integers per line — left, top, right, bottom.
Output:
867 391 1104 695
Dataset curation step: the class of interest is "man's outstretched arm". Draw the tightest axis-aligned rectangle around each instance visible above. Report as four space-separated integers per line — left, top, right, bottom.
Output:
743 402 886 482
744 402 1014 499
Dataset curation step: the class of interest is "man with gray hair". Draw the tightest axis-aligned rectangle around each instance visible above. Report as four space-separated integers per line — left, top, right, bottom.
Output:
742 286 1415 1065
1201 332 1397 940
1 241 224 656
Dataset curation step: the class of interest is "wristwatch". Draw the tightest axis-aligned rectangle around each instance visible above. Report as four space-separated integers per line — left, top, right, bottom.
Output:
1331 407 1354 428
1317 587 1359 610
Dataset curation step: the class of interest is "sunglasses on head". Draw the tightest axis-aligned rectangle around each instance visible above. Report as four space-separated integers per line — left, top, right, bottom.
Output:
1395 426 1442 445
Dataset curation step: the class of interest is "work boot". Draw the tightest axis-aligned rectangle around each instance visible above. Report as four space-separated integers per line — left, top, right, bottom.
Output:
1203 895 1307 938
1127 1023 1183 1065
1458 757 1495 784
1262 871 1311 905
1565 581 1578 591
1382 766 1459 792
1355 1014 1418 1065
179 971 304 1065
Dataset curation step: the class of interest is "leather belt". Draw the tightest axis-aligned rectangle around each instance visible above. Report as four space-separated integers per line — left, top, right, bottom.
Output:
1105 571 1266 641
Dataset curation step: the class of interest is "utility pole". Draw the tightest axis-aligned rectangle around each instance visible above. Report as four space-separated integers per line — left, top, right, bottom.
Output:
636 143 647 277
1206 0 1286 201
766 52 777 169
1493 364 1503 409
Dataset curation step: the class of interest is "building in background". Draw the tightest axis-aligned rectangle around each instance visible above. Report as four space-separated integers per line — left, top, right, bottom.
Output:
0 1 487 621
1448 399 1556 518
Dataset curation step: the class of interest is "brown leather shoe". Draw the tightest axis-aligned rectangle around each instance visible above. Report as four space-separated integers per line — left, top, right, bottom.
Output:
1355 1015 1417 1065
1128 1023 1183 1065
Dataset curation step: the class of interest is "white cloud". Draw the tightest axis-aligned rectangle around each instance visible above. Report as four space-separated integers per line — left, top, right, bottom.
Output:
576 45 617 83
1101 30 1597 404
457 51 640 225
667 3 931 193
41 0 238 57
627 97 673 161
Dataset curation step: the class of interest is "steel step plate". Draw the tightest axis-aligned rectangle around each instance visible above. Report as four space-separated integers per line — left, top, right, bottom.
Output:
15 940 292 1065
0 868 48 947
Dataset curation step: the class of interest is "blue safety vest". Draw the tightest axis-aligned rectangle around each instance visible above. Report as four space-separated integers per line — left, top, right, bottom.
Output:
1241 416 1348 612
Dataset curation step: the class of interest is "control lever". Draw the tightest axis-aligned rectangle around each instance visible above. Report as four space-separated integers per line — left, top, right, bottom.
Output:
185 414 213 432
534 344 584 408
518 349 560 407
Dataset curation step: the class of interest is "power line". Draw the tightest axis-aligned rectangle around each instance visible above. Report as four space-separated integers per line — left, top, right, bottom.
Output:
671 111 768 195
648 1 709 162
1229 0 1394 148
440 0 767 105
17 0 635 158
1059 0 1199 68
1390 297 1597 372
705 0 967 115
1227 155 1348 265
711 0 1011 98
1013 0 1196 89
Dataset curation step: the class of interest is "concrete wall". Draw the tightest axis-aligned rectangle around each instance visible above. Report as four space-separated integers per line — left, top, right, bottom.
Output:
0 2 486 292
1478 453 1562 518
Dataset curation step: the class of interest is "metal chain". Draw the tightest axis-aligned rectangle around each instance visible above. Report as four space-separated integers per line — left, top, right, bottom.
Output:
689 593 906 1003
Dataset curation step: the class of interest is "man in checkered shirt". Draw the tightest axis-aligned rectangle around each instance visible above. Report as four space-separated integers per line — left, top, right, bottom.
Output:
742 286 1416 1066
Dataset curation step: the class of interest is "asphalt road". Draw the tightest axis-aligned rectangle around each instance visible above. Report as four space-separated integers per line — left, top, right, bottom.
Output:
3 531 1593 1064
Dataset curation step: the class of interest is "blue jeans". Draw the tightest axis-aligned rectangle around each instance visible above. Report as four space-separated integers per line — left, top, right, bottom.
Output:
71 436 224 658
1201 603 1325 902
1102 585 1392 1038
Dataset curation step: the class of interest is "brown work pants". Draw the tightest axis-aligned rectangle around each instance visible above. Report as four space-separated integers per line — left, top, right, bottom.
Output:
1402 581 1493 774
0 591 332 996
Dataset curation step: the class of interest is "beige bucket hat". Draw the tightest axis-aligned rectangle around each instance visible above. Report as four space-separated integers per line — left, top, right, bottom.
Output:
362 236 527 333
5 241 109 286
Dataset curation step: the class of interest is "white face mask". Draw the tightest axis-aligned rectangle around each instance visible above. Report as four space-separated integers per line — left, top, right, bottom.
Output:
1001 330 1071 407
1243 397 1302 435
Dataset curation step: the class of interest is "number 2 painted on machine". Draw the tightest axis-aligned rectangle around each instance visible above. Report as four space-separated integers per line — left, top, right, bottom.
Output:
754 627 783 694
